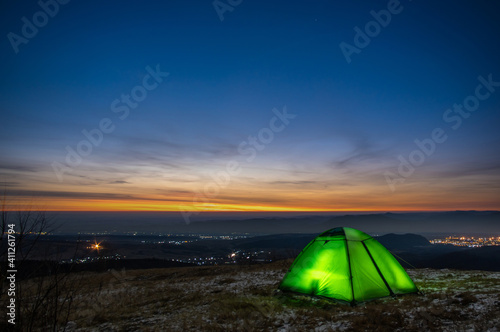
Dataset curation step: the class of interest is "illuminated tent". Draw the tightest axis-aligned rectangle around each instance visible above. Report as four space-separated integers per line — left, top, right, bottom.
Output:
279 227 418 305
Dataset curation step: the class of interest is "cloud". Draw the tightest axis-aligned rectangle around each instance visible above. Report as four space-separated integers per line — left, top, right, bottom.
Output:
115 134 241 161
270 180 317 185
330 137 391 170
0 181 21 187
0 162 37 172
155 189 193 195
429 161 500 179
109 180 129 184
7 189 192 203
214 194 298 205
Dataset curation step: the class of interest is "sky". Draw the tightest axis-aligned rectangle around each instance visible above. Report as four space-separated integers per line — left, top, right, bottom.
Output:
1 0 499 213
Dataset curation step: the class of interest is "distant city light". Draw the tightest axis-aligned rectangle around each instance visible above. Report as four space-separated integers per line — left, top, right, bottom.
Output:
87 240 103 253
431 236 500 247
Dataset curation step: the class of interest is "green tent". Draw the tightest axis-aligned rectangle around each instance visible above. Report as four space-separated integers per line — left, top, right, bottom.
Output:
279 227 418 305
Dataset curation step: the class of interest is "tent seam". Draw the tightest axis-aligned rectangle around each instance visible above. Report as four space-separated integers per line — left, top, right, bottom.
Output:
344 237 356 306
362 241 395 297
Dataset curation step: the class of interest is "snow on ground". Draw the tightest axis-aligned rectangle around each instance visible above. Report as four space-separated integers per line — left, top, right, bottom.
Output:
61 264 500 331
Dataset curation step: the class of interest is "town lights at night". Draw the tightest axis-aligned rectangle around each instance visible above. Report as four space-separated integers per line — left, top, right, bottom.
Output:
87 241 103 253
431 236 500 247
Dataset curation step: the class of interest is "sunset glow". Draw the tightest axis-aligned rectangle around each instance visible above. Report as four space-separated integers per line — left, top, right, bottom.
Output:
1 1 499 215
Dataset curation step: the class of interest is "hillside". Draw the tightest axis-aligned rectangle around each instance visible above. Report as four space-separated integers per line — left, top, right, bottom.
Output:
7 261 500 331
53 211 500 235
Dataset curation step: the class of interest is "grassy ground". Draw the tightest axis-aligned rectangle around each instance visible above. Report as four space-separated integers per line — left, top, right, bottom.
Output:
7 260 500 331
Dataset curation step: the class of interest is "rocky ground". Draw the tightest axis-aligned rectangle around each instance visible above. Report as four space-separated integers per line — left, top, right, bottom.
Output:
9 260 500 331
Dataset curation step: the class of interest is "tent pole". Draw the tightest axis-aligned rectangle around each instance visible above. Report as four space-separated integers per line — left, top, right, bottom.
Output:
344 237 356 306
362 241 395 297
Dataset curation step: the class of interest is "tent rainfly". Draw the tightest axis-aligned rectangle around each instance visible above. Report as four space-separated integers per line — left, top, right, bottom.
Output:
279 227 418 305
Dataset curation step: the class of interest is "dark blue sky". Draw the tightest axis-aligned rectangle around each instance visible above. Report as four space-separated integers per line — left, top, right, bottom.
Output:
1 0 499 211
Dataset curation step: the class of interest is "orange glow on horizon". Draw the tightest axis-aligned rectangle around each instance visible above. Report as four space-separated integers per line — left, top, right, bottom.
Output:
3 195 497 212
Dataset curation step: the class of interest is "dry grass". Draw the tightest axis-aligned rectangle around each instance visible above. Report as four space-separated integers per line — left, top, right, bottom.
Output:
3 262 500 331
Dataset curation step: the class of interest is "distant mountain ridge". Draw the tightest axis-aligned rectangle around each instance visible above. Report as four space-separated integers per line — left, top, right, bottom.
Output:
178 210 500 235
376 233 432 251
227 233 500 271
55 210 500 235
